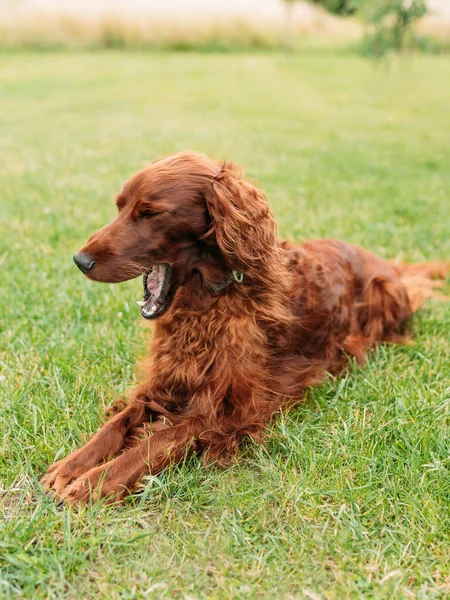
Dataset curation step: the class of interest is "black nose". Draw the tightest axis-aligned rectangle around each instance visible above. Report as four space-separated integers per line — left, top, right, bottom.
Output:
73 252 96 273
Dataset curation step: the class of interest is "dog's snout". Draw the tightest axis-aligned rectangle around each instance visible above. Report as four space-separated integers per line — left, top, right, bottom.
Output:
73 252 96 273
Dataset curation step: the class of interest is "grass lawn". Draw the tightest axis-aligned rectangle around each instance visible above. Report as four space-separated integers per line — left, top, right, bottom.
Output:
0 51 449 599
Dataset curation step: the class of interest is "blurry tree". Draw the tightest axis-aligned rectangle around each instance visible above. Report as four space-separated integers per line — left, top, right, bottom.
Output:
283 0 429 55
359 0 428 56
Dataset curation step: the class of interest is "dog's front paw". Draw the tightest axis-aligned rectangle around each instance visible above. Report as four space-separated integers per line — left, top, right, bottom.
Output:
58 464 127 506
40 452 92 496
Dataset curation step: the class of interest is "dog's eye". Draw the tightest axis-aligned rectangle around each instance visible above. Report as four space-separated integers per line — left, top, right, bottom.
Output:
139 210 162 219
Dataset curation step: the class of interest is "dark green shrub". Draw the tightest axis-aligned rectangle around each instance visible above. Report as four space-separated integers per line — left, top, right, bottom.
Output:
310 0 359 16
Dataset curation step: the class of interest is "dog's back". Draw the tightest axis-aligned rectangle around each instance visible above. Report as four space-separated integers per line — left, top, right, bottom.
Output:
284 239 449 366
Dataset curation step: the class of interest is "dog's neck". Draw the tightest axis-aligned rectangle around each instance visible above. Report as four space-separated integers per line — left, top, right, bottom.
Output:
208 270 243 293
192 245 243 295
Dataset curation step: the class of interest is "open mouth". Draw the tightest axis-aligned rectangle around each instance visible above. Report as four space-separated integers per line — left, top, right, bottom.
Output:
137 263 173 319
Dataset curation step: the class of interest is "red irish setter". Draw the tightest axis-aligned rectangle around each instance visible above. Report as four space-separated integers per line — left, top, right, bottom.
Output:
41 152 449 505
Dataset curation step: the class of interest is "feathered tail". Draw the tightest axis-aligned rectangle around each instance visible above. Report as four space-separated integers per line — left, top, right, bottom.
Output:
391 260 450 312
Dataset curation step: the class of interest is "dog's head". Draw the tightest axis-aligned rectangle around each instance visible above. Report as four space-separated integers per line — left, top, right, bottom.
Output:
74 152 277 319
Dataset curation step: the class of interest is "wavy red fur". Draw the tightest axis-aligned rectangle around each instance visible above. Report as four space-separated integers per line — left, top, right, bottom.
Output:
41 152 450 505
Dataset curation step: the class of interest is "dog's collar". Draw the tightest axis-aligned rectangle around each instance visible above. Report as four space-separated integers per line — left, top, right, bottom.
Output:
209 270 244 294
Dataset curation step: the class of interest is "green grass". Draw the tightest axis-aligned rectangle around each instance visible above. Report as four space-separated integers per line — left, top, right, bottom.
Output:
0 51 449 599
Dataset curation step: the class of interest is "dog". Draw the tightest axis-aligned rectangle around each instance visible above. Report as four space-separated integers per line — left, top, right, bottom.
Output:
41 152 449 505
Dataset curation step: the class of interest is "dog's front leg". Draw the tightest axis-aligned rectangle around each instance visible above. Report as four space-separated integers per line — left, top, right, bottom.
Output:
41 399 150 496
58 420 200 505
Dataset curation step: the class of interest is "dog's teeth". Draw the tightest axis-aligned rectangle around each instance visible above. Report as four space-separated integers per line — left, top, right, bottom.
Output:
136 300 146 307
141 305 156 317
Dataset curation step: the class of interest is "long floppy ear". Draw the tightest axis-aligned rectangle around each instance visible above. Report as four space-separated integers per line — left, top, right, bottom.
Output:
202 162 278 275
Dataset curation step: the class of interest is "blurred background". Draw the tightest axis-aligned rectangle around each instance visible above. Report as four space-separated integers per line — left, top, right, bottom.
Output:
0 0 449 53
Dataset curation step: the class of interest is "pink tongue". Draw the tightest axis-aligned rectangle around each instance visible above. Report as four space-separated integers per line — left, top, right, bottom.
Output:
147 270 160 294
